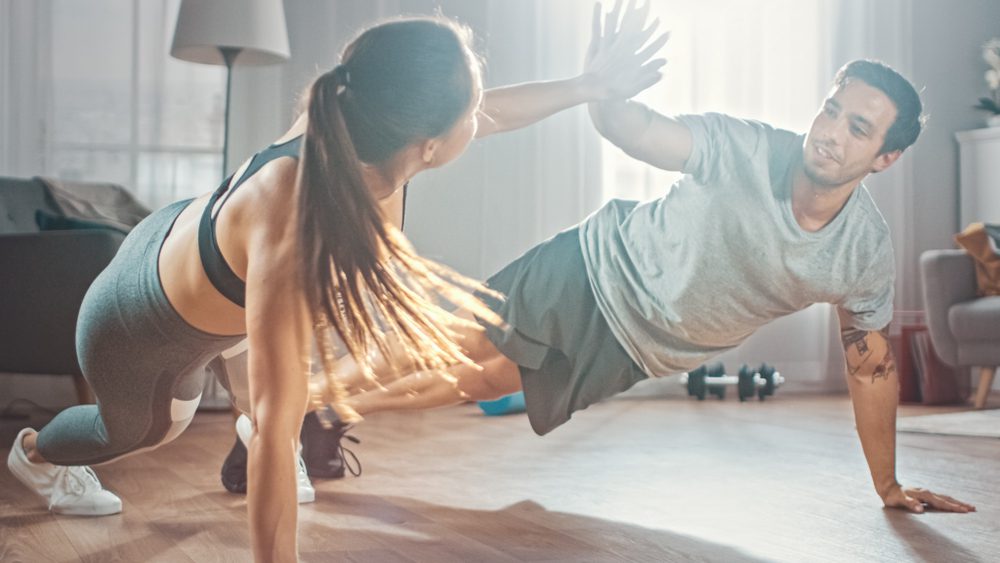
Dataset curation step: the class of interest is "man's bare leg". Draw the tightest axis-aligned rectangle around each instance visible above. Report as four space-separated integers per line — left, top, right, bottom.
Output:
346 355 522 416
332 309 515 394
332 332 418 393
337 309 524 416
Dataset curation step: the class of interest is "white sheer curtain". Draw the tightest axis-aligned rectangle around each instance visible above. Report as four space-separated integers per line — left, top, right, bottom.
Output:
405 1 603 278
267 0 604 279
1 0 49 178
1 0 226 209
602 0 832 202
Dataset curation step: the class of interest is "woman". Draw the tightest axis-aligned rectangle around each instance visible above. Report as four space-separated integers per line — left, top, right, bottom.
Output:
11 16 499 558
8 7 665 561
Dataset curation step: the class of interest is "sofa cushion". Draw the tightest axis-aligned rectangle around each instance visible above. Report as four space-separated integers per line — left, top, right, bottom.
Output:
35 209 129 234
949 296 1000 340
0 176 60 234
36 176 149 231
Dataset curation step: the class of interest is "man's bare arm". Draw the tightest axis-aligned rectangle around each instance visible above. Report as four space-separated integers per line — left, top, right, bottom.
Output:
478 2 668 140
588 99 692 172
838 308 975 513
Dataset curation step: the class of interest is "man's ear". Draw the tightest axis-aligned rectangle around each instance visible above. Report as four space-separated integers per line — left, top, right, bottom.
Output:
871 149 901 173
419 138 439 166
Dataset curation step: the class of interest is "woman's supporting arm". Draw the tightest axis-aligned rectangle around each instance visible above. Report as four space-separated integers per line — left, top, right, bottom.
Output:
243 171 313 563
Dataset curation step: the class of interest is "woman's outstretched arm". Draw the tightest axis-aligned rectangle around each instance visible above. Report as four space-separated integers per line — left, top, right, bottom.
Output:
476 2 668 138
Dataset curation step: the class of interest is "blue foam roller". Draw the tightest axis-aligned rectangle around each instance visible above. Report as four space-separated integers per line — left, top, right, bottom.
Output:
478 391 526 416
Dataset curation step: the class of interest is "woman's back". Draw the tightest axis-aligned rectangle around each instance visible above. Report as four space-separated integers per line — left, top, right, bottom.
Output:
158 133 303 337
156 121 410 338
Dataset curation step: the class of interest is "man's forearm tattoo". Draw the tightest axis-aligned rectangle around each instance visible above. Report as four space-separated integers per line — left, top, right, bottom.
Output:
871 326 896 383
841 326 896 383
869 348 896 383
842 328 872 374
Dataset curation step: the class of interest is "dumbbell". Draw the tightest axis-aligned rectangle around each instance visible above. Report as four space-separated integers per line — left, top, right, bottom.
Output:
681 362 727 400
737 363 785 401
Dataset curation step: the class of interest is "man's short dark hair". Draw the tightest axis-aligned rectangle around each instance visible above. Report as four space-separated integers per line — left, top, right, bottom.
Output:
834 59 926 154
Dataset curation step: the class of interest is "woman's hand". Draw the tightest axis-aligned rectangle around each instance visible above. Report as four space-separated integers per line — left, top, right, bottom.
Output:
473 0 670 138
582 0 670 101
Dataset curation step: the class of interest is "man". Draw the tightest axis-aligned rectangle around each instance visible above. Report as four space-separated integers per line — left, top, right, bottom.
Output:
334 7 974 514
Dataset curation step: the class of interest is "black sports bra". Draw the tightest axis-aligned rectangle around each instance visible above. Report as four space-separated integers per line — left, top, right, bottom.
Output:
198 135 407 308
198 135 303 308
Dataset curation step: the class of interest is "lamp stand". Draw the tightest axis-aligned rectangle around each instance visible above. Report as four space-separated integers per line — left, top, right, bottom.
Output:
199 46 243 411
219 46 242 181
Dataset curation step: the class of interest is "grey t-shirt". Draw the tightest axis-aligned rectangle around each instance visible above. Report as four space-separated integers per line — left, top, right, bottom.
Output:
578 112 895 377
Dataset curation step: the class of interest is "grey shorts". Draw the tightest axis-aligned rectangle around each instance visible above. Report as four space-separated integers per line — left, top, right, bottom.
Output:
478 227 647 435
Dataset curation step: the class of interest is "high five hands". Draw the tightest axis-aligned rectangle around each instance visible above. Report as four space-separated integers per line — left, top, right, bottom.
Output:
583 0 670 101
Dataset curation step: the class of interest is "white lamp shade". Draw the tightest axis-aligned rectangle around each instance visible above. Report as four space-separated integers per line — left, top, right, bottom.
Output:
170 0 290 66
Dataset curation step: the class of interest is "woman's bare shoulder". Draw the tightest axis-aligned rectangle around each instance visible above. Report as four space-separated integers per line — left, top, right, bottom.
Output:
239 157 302 241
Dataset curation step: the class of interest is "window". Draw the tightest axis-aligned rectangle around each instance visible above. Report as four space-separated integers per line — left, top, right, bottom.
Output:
46 0 224 209
600 0 829 202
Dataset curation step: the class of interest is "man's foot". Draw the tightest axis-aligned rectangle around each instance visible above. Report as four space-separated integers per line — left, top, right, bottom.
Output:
232 414 315 504
7 428 122 516
220 437 247 494
300 410 362 479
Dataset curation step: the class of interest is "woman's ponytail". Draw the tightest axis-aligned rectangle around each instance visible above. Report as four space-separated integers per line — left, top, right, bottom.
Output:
298 58 502 422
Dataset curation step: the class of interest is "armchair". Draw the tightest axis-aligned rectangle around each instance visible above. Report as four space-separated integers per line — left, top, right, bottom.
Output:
920 249 1000 409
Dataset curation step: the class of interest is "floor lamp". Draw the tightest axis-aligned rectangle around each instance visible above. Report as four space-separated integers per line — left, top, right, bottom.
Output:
169 0 290 409
169 0 290 180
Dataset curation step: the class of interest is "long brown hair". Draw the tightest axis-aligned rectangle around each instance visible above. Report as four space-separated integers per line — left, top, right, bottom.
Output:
297 17 500 421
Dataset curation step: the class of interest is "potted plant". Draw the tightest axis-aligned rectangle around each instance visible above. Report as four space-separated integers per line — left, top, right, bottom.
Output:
976 38 1000 127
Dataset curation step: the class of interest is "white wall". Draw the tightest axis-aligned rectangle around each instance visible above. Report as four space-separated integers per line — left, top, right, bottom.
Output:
909 0 1000 395
833 0 1000 312
908 0 1000 302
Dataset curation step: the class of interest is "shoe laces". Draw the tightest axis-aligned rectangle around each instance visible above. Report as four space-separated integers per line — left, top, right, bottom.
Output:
61 466 103 497
296 454 312 487
339 429 362 477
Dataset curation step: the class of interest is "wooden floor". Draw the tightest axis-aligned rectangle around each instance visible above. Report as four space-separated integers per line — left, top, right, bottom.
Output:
1 387 998 562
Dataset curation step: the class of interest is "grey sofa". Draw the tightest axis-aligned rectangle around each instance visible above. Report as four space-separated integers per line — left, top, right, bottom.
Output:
0 176 126 403
920 249 1000 408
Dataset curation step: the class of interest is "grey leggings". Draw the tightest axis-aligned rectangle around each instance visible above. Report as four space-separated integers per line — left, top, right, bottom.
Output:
35 199 244 465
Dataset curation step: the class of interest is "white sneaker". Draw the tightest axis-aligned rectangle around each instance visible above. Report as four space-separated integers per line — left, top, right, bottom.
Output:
235 414 315 504
7 428 122 516
296 453 316 504
235 413 253 447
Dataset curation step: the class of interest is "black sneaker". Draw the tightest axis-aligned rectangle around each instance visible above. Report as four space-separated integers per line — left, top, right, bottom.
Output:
300 410 361 479
220 436 247 494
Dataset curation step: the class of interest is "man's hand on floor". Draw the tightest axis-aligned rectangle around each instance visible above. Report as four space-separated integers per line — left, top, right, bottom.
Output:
882 484 977 513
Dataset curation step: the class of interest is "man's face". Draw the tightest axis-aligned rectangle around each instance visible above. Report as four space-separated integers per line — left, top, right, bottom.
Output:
802 79 900 187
